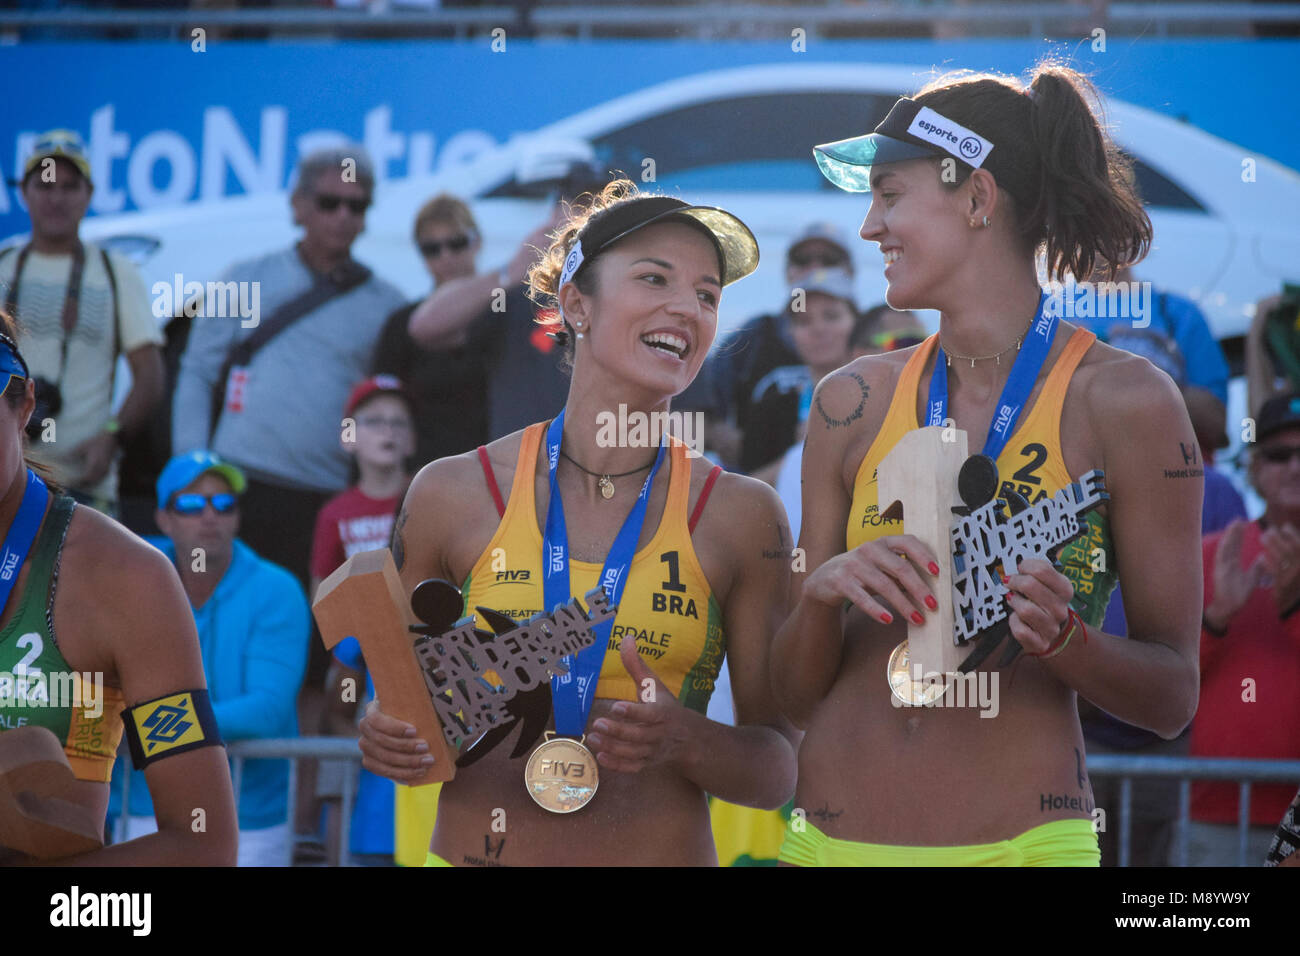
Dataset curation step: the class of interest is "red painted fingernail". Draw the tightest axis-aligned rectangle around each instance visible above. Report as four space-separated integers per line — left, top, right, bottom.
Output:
911 611 925 625
1001 574 1009 585
928 562 941 575
880 611 893 624
925 595 938 610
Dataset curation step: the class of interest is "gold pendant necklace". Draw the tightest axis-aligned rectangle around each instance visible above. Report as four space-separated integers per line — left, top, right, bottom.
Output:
559 449 655 500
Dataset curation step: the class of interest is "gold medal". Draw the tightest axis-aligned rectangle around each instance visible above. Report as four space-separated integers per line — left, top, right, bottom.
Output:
525 733 599 813
887 639 946 706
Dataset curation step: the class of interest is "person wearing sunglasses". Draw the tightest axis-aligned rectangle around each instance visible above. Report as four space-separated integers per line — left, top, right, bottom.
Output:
371 194 492 466
1188 391 1300 865
849 303 927 359
404 164 614 443
172 144 404 699
109 449 309 866
680 221 857 471
0 320 237 864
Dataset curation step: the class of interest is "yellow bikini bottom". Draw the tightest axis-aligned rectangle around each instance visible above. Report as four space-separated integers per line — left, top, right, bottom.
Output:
778 818 1100 867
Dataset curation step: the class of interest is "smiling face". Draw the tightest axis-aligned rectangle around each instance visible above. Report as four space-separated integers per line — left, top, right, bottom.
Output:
562 219 723 401
1252 428 1300 514
859 159 971 312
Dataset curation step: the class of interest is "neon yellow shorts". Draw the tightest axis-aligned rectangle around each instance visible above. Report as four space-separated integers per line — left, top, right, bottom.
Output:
424 851 453 867
778 818 1100 867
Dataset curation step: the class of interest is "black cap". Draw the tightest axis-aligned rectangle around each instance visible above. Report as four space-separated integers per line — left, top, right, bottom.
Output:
1256 392 1300 443
560 196 759 290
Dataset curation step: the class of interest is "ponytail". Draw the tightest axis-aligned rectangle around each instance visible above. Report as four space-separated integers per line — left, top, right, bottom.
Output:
914 61 1152 282
1025 65 1151 281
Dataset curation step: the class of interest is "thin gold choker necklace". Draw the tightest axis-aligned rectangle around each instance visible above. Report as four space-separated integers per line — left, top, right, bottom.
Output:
941 315 1036 368
559 449 656 500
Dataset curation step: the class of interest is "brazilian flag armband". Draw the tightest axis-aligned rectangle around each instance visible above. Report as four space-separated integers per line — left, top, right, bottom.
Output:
123 689 224 770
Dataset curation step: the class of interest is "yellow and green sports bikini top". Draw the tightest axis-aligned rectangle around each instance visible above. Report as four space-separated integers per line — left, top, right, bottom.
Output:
461 422 726 713
847 327 1118 627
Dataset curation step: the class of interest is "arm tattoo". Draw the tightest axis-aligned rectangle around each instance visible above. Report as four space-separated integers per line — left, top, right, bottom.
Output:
391 506 409 571
815 371 869 429
762 521 790 560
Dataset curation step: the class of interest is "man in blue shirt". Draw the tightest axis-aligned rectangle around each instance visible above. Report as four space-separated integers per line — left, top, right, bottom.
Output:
109 451 309 866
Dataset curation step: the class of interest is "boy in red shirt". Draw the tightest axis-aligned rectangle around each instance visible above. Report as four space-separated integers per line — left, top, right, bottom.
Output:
310 375 416 597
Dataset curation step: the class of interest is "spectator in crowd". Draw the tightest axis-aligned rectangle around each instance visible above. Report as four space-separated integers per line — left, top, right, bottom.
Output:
684 221 856 469
405 165 610 442
1246 286 1300 418
849 303 927 359
1071 263 1230 457
371 195 490 466
747 267 857 486
0 129 164 516
309 375 415 599
170 144 404 690
109 450 309 866
1190 391 1300 865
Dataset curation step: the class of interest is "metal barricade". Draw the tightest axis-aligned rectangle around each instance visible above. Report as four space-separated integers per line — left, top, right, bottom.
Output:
116 736 365 867
1087 754 1300 866
114 744 1300 866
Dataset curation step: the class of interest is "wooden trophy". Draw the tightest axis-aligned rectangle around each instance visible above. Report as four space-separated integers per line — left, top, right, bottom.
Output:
0 725 104 861
313 549 455 785
877 425 972 679
877 424 1109 690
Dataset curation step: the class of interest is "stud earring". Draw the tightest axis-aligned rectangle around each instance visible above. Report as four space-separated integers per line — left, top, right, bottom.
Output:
574 323 585 341
982 216 991 228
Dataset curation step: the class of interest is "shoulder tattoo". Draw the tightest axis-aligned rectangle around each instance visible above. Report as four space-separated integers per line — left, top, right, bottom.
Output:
815 371 870 429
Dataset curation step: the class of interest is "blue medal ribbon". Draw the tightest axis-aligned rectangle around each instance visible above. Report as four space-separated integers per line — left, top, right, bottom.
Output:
542 410 667 738
0 469 49 613
925 292 1057 461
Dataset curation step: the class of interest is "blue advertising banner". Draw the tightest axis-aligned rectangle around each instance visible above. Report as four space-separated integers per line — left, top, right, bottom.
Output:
2 37 1297 238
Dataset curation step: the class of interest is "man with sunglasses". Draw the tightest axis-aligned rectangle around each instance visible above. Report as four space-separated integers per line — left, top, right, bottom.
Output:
1187 391 1300 864
685 221 856 470
109 450 309 866
172 145 403 687
0 129 165 518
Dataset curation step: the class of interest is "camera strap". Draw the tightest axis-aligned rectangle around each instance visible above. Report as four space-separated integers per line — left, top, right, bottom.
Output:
1 241 111 391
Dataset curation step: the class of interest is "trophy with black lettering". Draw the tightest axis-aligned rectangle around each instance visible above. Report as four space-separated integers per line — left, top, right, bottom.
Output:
876 427 1107 705
313 550 613 792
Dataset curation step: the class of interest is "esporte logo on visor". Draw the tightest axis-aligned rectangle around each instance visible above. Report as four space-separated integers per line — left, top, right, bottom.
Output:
905 106 994 167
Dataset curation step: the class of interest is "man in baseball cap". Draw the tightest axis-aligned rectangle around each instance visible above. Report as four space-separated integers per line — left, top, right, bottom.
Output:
4 128 166 519
120 448 308 866
155 450 247 511
20 129 93 186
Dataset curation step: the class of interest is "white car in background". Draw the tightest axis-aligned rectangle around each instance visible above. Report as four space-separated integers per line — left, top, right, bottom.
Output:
58 62 1300 348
